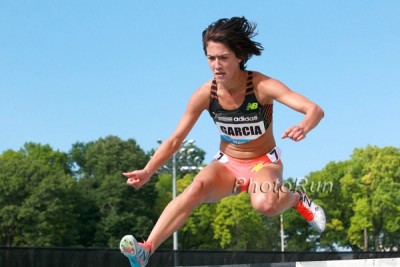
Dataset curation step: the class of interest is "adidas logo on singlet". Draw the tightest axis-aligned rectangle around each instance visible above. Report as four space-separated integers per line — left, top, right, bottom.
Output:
233 115 258 122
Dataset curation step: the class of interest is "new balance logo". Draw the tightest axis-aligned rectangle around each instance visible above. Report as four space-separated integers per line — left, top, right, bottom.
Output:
300 194 313 207
246 102 258 110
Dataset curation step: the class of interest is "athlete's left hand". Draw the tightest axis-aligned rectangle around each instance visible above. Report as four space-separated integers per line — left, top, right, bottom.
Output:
281 125 306 142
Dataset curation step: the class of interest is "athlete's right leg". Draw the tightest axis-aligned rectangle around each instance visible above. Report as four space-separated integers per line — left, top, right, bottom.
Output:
145 161 236 252
121 161 236 266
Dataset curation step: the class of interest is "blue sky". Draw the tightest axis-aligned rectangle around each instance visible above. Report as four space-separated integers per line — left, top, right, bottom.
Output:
1 1 399 179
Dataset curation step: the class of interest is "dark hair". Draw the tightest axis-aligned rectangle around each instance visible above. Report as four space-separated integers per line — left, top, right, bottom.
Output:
202 17 264 70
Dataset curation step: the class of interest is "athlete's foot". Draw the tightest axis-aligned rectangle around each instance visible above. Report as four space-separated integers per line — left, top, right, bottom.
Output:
295 190 326 233
120 235 152 267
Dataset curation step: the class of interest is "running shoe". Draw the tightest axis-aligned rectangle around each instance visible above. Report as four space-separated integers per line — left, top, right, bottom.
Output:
120 235 152 267
295 190 326 233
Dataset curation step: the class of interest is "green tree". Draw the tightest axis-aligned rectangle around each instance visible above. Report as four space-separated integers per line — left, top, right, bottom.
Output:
154 173 173 215
212 193 274 250
300 161 352 251
306 145 399 251
69 135 158 247
346 146 399 251
0 143 79 246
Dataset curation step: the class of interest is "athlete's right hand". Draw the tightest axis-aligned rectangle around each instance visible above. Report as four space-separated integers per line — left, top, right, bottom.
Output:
123 169 152 190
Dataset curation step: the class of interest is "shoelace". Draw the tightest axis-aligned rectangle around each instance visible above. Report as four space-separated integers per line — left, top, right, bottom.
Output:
133 241 152 267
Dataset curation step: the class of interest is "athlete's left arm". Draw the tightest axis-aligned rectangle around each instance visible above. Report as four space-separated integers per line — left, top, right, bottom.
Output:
259 77 324 142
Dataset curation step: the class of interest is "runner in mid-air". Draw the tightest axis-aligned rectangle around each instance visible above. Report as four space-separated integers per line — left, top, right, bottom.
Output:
120 16 326 267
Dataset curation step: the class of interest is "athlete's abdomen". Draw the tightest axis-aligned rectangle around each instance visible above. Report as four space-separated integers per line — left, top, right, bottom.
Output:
219 125 276 159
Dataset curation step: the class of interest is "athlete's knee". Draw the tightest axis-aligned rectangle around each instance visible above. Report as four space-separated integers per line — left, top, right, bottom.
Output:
251 197 279 217
182 180 208 203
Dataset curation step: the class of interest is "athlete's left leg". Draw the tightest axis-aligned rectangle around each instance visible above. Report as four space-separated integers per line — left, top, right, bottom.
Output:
249 161 326 233
249 161 298 217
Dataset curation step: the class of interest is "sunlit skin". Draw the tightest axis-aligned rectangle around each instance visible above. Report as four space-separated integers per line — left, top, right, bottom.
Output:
123 40 324 253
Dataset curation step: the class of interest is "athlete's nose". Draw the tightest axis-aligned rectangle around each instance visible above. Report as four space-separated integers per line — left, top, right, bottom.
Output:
215 60 222 71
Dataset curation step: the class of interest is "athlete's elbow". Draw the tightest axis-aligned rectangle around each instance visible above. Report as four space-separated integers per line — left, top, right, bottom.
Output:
308 103 324 121
316 104 324 121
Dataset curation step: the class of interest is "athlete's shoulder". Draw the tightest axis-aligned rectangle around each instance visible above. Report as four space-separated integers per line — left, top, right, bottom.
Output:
187 80 213 110
200 79 214 90
251 71 288 103
193 80 213 97
251 71 275 86
252 72 287 91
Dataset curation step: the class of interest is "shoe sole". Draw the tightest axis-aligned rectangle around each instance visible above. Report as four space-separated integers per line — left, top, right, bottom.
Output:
120 235 141 267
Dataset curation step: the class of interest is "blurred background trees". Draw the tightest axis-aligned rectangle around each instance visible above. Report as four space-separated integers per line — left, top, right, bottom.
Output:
0 137 398 252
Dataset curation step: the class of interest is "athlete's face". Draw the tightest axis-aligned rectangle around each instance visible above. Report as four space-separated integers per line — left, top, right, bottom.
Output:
206 41 242 83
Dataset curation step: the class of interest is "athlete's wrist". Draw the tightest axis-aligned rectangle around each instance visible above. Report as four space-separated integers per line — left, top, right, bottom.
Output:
142 166 155 179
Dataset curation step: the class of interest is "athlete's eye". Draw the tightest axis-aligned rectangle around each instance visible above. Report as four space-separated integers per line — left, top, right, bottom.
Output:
207 55 229 61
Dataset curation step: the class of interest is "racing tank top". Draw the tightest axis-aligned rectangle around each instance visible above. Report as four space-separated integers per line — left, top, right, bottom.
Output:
208 71 273 144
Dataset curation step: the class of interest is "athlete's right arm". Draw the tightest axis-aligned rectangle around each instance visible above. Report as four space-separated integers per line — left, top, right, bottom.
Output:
123 83 211 190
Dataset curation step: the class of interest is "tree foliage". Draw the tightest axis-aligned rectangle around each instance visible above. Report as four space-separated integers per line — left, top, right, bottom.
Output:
1 139 398 252
306 145 399 251
212 194 276 250
68 135 158 247
0 143 79 246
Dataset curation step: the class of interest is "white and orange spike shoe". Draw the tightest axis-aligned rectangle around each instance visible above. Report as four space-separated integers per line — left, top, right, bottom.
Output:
295 190 326 233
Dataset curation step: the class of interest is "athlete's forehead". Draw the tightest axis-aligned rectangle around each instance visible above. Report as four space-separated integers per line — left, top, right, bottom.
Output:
205 41 234 57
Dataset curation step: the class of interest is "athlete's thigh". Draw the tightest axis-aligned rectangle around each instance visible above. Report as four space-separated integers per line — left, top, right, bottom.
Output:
249 162 283 199
191 160 237 203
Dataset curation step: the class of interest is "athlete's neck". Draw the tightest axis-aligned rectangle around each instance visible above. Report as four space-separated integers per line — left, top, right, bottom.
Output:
219 71 246 92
